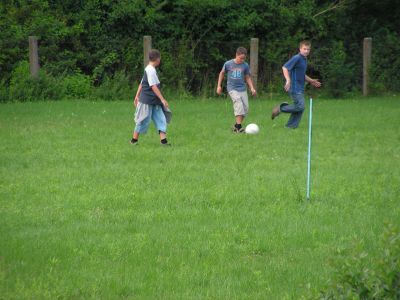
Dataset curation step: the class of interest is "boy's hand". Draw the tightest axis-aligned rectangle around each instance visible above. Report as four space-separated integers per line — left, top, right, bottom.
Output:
134 96 139 107
310 79 322 88
284 80 291 92
251 88 257 96
216 86 223 95
161 99 169 108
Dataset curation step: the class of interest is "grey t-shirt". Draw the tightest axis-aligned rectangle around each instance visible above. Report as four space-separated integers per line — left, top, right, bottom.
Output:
222 59 251 92
139 65 162 105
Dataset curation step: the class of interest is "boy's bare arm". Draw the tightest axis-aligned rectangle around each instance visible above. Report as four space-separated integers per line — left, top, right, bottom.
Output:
216 71 224 95
305 75 322 88
282 67 291 92
134 84 142 107
245 75 257 96
151 85 169 108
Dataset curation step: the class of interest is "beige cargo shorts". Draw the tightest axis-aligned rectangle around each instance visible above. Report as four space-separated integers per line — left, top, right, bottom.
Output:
228 90 249 116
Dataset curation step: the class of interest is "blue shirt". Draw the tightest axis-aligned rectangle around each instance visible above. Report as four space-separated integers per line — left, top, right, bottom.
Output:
222 59 250 92
283 54 307 94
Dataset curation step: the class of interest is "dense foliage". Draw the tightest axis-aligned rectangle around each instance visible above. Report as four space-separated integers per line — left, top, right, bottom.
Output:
1 0 399 100
316 224 400 299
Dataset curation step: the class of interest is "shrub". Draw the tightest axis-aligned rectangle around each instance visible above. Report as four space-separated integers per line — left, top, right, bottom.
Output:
6 61 136 101
61 72 92 99
315 41 354 98
315 224 400 299
0 79 9 102
8 61 64 101
94 70 134 101
370 30 400 93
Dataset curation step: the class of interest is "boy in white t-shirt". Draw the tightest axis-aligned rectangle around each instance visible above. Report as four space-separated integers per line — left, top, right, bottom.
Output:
130 49 171 146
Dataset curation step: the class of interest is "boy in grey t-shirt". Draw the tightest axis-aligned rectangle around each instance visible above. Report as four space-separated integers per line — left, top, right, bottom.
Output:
217 47 257 133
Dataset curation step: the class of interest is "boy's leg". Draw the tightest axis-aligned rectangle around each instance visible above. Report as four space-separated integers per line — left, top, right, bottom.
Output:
235 115 244 125
240 91 249 119
229 90 247 132
272 102 288 119
280 94 301 113
284 93 305 128
286 112 301 128
131 131 140 143
131 107 152 143
151 105 169 144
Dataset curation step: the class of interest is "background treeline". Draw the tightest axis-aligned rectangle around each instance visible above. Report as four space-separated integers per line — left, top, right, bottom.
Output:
0 0 399 101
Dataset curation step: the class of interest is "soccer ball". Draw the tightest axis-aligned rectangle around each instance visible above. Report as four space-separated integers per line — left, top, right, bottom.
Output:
245 123 260 134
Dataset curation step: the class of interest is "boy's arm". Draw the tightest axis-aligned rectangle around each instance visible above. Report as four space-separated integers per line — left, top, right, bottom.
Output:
216 71 225 95
134 83 142 107
151 85 169 108
282 67 291 92
245 75 257 96
305 75 322 88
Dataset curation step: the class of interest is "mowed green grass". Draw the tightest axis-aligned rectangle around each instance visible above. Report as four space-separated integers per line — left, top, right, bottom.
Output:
0 96 399 299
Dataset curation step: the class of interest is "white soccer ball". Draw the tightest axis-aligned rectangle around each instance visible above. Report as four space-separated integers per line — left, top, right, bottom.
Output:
245 123 260 134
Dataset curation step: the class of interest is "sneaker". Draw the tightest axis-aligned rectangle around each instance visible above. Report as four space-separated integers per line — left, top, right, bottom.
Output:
271 105 280 120
271 102 289 120
130 138 139 145
232 126 245 133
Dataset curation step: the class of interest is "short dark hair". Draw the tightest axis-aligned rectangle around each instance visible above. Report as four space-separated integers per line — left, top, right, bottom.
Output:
149 49 160 62
299 40 311 48
236 47 247 56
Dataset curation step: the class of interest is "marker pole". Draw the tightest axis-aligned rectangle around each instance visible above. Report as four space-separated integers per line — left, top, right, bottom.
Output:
306 97 313 200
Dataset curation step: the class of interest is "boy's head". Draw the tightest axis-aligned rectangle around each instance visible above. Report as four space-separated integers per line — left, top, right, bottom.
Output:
149 49 161 66
235 47 247 64
299 40 311 57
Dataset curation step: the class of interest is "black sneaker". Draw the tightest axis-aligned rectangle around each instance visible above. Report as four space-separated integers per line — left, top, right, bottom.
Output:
130 138 139 145
232 126 245 133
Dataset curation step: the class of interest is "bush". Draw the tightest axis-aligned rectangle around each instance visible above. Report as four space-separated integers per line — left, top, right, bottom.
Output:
61 72 92 99
0 79 9 102
94 70 134 101
1 1 400 97
315 224 400 299
315 41 354 98
5 61 136 102
8 61 64 101
370 31 400 93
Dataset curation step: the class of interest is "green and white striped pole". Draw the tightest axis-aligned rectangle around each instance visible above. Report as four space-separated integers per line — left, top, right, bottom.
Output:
306 97 313 200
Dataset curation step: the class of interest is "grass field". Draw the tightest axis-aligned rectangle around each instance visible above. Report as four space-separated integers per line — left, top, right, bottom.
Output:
1 96 399 299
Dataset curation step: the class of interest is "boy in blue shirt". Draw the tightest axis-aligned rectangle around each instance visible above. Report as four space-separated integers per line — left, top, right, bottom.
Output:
131 49 171 146
271 40 321 128
217 47 257 133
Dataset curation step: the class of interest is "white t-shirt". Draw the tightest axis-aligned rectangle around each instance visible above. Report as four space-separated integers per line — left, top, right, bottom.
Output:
139 64 162 105
142 65 160 86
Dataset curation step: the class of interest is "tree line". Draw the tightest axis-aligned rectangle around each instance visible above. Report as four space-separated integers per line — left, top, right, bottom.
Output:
0 0 399 100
